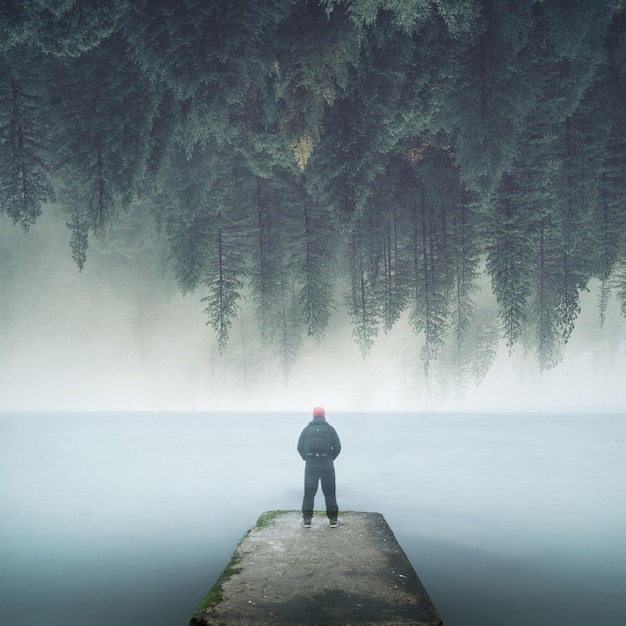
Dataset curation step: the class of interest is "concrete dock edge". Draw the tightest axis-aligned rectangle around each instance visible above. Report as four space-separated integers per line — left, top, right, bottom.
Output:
190 510 443 625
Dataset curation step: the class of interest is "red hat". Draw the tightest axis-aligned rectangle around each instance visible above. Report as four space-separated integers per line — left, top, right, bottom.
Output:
312 406 325 417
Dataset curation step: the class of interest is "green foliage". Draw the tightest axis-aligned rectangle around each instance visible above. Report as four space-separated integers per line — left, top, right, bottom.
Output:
323 0 480 34
485 175 536 350
255 510 290 527
346 217 381 356
0 52 54 230
1 0 625 382
0 0 131 56
274 1 361 152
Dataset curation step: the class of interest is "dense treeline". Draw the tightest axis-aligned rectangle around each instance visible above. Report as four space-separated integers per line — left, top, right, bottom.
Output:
1 0 625 377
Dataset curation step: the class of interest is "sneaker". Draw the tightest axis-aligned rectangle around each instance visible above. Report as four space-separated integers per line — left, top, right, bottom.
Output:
301 519 312 528
329 519 339 528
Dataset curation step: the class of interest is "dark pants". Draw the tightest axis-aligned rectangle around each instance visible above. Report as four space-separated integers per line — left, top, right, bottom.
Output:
302 458 338 520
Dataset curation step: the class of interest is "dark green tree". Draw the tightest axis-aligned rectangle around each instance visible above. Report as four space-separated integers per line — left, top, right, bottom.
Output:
65 204 89 271
404 152 452 373
155 141 252 352
615 258 626 322
0 0 624 388
345 214 382 357
436 0 542 200
273 0 361 163
485 174 536 351
528 218 565 371
123 0 293 151
0 52 54 230
295 179 337 339
0 0 130 57
322 0 481 36
248 171 308 375
374 170 410 333
200 208 247 354
50 33 156 237
596 5 626 322
198 159 251 353
549 107 607 341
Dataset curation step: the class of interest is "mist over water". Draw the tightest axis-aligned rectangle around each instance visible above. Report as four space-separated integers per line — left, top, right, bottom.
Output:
1 209 625 414
2 2 626 414
2 6 626 624
1 411 624 626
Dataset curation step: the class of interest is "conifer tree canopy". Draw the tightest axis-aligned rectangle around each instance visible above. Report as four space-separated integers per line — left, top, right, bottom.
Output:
1 0 624 386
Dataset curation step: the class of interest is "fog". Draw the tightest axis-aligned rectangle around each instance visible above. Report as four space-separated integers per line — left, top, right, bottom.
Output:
1 411 625 626
2 5 625 626
0 205 624 413
2 1 626 414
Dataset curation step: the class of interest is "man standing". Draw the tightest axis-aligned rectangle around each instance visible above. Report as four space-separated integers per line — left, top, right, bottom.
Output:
297 406 341 528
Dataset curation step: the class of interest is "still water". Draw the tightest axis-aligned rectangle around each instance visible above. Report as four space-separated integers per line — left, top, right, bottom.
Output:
1 411 625 626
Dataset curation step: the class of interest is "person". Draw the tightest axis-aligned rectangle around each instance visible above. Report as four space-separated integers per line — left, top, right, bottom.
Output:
297 406 341 528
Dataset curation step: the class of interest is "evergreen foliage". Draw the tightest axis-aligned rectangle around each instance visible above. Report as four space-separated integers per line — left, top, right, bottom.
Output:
1 0 625 383
0 52 54 230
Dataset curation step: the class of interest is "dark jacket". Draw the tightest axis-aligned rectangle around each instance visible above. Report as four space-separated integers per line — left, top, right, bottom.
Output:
297 416 341 461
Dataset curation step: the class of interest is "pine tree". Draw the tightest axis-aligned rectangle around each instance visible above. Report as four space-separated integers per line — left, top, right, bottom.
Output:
156 145 216 295
375 169 410 333
405 155 452 373
599 5 626 319
0 0 130 57
485 174 536 351
123 0 292 152
154 140 254 352
248 171 308 374
322 0 480 36
295 179 337 339
50 34 157 258
528 218 564 371
0 0 624 384
0 52 54 231
200 209 246 354
345 218 381 357
273 0 361 163
437 0 542 201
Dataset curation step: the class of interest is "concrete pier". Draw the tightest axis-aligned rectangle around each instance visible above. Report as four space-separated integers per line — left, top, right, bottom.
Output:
190 511 443 625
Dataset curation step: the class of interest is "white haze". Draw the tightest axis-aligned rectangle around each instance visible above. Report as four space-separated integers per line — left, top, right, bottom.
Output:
1 207 625 413
1 411 625 626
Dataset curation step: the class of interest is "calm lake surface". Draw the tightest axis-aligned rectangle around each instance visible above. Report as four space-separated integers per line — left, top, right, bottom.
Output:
1 411 625 626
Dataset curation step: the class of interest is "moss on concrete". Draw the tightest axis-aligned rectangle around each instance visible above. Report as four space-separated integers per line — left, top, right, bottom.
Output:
196 511 290 612
190 511 444 625
254 510 291 528
196 551 243 611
